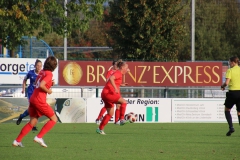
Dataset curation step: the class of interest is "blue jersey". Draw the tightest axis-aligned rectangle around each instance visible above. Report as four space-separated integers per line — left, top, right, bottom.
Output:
24 70 38 99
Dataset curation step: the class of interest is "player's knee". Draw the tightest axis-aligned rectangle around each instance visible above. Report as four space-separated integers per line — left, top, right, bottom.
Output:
225 107 231 111
116 104 121 109
50 114 58 122
29 118 38 126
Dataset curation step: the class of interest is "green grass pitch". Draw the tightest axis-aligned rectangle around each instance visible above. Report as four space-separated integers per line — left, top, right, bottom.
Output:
0 123 239 160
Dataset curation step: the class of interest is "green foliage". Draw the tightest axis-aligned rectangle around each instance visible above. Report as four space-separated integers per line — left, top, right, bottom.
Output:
180 0 240 61
0 0 105 56
105 0 189 61
194 0 234 60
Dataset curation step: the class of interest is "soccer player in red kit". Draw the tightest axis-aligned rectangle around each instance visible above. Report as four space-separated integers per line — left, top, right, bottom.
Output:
96 61 121 125
95 60 129 125
96 61 129 135
12 56 58 147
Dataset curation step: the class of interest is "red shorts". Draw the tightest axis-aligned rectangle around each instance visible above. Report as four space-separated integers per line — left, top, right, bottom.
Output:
29 101 55 118
101 92 121 108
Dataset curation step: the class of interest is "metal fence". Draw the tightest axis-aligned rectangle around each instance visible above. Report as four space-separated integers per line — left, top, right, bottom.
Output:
0 85 226 99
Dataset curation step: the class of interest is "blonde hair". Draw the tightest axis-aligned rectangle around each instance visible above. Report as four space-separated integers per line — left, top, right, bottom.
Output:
117 59 126 68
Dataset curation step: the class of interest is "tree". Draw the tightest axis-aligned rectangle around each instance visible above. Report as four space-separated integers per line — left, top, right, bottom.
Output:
46 9 115 61
0 0 105 57
223 0 240 58
105 0 189 61
193 0 234 61
179 0 240 61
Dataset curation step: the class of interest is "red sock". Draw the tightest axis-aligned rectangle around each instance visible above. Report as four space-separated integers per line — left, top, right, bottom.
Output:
16 123 33 142
97 107 107 120
115 109 120 123
37 120 56 138
99 114 111 130
120 103 127 120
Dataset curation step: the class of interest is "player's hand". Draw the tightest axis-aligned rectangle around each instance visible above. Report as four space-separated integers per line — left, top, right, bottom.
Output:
48 89 53 95
115 89 119 94
121 83 128 86
221 86 225 91
52 79 55 86
21 90 24 94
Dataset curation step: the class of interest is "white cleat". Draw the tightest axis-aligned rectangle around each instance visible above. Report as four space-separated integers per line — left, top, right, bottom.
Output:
96 128 106 135
114 120 120 125
34 136 48 147
120 119 130 126
12 140 24 147
95 119 101 125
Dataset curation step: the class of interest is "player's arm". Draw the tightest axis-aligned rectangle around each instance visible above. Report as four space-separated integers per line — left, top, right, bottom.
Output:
221 69 231 91
52 79 55 86
109 75 118 93
221 78 230 91
22 74 29 94
120 69 130 86
22 79 27 94
39 80 52 94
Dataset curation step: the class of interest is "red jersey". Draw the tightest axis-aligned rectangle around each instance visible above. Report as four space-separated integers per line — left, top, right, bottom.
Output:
30 70 53 103
103 70 122 94
106 69 116 80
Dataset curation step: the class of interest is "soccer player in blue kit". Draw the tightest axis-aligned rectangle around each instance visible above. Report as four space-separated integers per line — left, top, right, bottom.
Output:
16 59 42 131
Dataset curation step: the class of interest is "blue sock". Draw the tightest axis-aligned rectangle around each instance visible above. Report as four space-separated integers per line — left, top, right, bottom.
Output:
21 110 29 118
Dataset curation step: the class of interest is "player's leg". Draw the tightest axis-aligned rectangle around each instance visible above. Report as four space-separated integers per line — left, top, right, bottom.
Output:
95 106 107 125
225 107 234 136
34 104 57 147
117 97 130 126
235 91 240 126
16 92 32 125
16 109 38 131
97 103 114 135
114 104 121 124
13 103 37 147
16 109 29 125
224 92 235 136
237 111 240 126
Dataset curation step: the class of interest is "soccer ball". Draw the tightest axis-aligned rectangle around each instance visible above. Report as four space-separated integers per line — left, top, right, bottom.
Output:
126 112 137 123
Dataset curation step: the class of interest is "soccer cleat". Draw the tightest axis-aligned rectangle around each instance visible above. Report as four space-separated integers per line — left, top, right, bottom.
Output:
32 127 38 131
96 128 106 135
34 136 48 147
226 128 235 136
16 114 23 125
12 140 24 147
95 119 101 125
120 119 130 126
114 120 120 125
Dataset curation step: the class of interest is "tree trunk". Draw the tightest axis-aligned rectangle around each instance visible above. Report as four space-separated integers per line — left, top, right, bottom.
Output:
10 49 15 57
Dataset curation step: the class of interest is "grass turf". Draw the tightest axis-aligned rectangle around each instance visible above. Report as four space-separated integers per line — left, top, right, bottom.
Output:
0 123 239 160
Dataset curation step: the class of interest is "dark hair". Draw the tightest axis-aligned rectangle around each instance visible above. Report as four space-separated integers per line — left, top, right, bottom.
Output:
35 59 42 67
117 59 126 68
229 56 239 64
112 60 117 66
43 56 57 72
